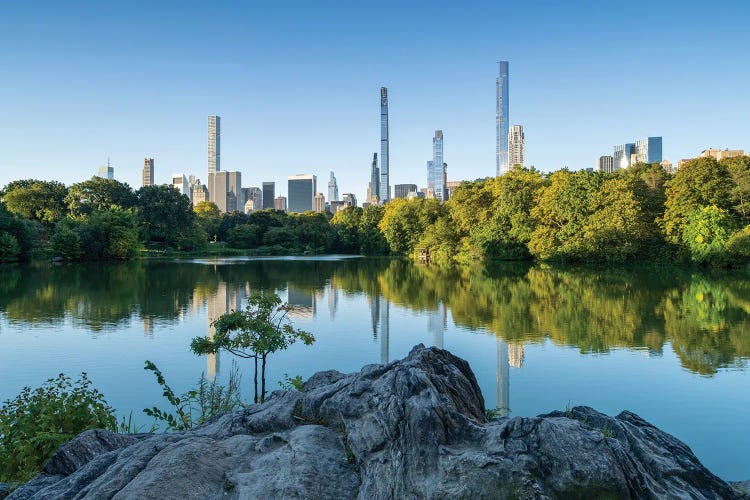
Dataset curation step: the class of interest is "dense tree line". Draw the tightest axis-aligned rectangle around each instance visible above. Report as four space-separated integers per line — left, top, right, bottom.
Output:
0 177 201 262
2 155 750 265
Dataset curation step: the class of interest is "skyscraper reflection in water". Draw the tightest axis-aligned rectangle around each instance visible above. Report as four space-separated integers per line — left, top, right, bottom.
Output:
206 282 241 380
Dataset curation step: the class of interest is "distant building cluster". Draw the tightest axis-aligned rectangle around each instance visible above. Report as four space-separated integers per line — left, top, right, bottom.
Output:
597 137 663 173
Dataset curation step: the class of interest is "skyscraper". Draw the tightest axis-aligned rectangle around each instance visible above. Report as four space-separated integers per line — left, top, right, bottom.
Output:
262 182 275 209
208 115 220 174
369 153 379 204
313 192 326 213
274 196 287 211
597 156 614 173
427 130 446 202
614 137 662 169
172 174 190 200
379 87 390 203
496 61 509 176
208 171 241 212
342 193 357 207
328 171 339 202
97 164 114 179
142 158 154 187
508 125 524 167
288 174 317 213
394 184 418 199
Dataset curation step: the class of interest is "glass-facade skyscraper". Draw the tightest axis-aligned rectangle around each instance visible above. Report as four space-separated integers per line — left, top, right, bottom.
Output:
288 174 316 213
208 115 220 174
496 61 509 176
328 171 339 202
427 130 446 202
379 87 390 203
613 137 662 169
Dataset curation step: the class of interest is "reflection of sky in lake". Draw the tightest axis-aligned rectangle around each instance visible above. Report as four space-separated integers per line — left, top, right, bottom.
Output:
0 258 748 481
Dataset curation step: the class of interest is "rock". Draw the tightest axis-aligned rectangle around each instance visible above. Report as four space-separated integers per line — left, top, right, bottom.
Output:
9 344 746 499
0 483 8 500
735 480 750 496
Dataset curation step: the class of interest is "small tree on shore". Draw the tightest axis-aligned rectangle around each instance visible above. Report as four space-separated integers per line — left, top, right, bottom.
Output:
190 293 314 403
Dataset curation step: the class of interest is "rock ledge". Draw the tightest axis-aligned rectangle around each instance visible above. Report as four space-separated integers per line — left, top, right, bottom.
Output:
9 345 748 499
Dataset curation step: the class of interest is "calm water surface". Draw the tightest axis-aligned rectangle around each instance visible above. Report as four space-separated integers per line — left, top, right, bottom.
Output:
1 257 748 480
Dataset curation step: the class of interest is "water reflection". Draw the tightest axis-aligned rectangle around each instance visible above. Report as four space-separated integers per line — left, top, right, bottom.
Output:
1 259 749 376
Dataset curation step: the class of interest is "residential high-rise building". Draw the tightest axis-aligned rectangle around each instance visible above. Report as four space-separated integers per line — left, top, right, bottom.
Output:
288 174 316 213
313 192 326 213
369 153 379 204
614 137 662 169
394 184 418 199
142 158 154 187
445 180 462 201
192 180 208 206
379 87 390 203
208 171 241 213
274 196 287 211
597 156 615 173
97 164 114 179
508 125 524 167
328 171 339 202
208 115 220 174
262 182 275 209
172 174 190 200
496 61 509 176
426 130 446 202
342 193 357 207
700 148 745 161
661 160 675 174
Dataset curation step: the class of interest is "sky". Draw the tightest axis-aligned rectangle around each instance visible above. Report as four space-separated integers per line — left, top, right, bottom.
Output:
1 0 749 202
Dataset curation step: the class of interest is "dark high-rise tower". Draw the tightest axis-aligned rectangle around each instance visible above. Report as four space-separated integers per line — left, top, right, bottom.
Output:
369 153 379 204
379 87 390 203
262 182 275 209
496 62 509 176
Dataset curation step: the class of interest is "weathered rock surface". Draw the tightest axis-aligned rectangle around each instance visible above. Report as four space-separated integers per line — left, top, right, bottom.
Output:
9 345 748 499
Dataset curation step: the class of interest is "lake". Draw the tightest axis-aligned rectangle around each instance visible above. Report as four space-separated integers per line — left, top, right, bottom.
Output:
0 257 748 481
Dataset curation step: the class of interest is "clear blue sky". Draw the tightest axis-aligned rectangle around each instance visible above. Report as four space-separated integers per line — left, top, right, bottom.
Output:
1 0 749 202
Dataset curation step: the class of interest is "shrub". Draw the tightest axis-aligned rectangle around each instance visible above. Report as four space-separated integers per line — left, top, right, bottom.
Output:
0 232 21 263
0 373 116 482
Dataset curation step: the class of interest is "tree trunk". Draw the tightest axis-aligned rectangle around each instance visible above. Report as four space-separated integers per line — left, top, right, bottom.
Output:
253 356 259 404
261 354 267 403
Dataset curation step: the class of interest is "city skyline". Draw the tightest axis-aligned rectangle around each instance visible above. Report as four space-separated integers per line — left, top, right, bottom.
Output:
1 2 749 200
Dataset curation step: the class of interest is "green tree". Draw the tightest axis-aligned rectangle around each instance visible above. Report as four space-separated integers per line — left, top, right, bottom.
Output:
0 373 116 482
0 203 32 262
721 155 750 221
49 224 84 261
331 206 363 253
681 205 740 265
136 185 194 248
194 201 222 241
65 177 136 217
663 157 734 243
191 293 314 403
227 224 261 249
1 180 68 224
379 198 443 255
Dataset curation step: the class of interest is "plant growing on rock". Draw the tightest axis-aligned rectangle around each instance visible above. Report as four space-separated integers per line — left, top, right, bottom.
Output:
0 373 116 483
190 293 314 403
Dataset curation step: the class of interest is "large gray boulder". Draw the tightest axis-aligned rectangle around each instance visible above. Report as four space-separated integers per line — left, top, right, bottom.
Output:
9 345 747 499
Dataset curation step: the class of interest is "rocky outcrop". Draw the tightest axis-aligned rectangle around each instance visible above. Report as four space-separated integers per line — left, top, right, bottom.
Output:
9 345 748 499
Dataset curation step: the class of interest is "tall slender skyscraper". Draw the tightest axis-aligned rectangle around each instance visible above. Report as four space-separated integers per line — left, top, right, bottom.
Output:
142 158 154 187
328 171 339 202
379 87 390 203
369 153 379 204
427 130 446 202
508 125 524 167
208 115 220 174
496 61 509 176
262 182 275 209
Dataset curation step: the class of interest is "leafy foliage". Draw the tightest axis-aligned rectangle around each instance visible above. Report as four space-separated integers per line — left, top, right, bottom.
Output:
0 373 116 482
142 361 243 431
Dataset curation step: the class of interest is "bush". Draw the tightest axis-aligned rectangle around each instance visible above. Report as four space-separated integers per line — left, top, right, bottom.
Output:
0 373 117 482
49 225 83 261
227 224 260 249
